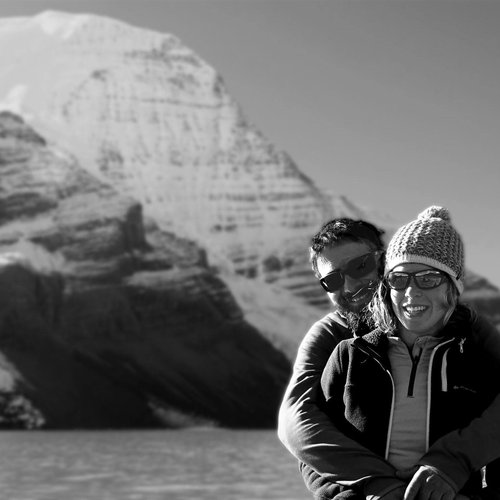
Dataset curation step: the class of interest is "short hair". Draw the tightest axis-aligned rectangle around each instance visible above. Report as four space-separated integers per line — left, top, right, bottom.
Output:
309 218 385 278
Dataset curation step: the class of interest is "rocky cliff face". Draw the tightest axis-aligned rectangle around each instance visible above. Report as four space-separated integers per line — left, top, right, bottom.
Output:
0 11 337 280
0 12 498 428
0 112 290 428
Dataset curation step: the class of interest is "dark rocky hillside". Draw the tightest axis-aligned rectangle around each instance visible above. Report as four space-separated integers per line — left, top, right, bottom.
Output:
0 112 290 429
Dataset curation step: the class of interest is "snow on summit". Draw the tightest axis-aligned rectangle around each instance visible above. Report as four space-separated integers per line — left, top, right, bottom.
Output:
0 10 347 279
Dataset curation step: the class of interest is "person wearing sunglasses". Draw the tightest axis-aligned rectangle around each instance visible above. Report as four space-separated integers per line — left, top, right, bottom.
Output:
278 209 500 500
312 221 385 333
312 206 500 500
279 217 404 498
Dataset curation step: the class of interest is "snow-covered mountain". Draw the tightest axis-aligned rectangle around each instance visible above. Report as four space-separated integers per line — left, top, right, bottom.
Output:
0 11 498 428
0 10 341 277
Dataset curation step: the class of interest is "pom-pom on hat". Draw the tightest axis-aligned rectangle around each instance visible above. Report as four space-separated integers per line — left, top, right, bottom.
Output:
384 206 465 294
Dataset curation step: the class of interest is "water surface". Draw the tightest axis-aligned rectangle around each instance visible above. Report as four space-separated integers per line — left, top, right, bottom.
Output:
0 429 310 499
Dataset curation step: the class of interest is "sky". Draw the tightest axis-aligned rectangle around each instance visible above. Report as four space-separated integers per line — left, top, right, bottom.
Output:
1 0 500 288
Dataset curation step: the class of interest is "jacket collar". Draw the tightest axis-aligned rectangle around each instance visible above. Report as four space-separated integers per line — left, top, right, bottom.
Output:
359 328 388 347
352 329 391 368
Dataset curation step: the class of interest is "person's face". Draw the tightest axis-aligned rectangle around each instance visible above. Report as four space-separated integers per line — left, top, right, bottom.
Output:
389 263 452 338
317 240 380 314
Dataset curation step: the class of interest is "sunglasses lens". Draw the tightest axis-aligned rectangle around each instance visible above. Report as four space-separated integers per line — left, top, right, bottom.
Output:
415 272 445 289
319 252 381 293
387 273 408 290
345 253 378 279
320 272 344 292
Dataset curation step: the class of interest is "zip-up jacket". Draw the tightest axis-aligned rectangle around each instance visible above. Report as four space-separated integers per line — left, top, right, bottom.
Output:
279 307 500 499
320 314 500 497
279 306 500 498
277 312 407 498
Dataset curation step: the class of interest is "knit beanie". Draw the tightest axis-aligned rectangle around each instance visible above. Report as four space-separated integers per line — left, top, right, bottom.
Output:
384 206 465 294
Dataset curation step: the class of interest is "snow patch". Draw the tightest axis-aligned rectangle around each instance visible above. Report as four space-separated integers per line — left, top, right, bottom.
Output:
0 85 30 117
35 10 90 40
0 241 67 275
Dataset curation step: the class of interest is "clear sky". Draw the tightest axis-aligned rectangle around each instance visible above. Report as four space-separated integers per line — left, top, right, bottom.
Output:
2 0 500 288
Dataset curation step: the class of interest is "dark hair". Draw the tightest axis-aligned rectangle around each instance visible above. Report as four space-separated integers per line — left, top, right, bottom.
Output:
309 218 385 278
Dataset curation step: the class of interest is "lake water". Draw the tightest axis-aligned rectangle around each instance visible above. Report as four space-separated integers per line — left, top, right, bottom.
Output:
0 429 310 499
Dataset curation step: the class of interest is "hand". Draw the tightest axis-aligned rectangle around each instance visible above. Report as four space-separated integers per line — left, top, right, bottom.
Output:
398 465 456 500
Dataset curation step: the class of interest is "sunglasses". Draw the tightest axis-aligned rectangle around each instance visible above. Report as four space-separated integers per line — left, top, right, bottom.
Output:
386 270 448 290
319 251 382 293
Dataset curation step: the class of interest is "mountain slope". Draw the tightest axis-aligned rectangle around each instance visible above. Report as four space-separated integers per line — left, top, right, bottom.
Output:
0 11 337 279
0 112 290 428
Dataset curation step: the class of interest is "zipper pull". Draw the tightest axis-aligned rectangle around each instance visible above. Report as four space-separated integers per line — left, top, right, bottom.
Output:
458 338 465 354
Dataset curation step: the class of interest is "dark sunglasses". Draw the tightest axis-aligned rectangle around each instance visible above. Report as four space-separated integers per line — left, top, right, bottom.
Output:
386 270 448 290
319 251 383 293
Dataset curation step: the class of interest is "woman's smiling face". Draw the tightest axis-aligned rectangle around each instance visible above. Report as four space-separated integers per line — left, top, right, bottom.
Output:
389 263 453 338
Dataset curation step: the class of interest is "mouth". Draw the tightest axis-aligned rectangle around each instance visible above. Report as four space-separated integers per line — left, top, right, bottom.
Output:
403 304 428 317
346 284 376 305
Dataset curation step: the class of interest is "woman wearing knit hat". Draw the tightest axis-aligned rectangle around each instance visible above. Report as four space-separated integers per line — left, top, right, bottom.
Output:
317 206 500 500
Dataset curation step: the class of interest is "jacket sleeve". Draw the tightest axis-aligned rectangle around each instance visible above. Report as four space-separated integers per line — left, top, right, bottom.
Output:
277 318 399 489
418 312 500 490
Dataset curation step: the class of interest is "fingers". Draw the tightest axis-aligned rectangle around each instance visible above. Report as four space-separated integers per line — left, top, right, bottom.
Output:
404 472 423 500
427 488 454 500
403 466 456 500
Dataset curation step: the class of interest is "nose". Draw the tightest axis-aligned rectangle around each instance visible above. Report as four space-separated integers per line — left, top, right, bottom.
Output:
404 280 422 297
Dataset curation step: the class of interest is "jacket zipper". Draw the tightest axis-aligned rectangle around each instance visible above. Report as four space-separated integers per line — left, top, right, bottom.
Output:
407 346 422 397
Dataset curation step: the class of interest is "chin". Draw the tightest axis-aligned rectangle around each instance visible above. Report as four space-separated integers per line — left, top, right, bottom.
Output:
347 301 369 314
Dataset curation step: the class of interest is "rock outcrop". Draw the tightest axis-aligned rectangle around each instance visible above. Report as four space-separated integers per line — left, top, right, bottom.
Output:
0 113 290 428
